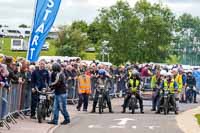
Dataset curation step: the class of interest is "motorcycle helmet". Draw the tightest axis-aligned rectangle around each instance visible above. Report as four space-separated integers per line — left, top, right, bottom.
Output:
98 69 106 76
132 69 140 76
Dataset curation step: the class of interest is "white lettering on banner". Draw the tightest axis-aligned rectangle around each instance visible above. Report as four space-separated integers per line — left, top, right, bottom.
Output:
30 48 36 59
47 0 54 8
30 0 55 60
43 9 52 21
31 35 39 46
36 23 45 33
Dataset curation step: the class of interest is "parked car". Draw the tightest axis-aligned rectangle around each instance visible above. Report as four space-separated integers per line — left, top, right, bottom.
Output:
42 42 49 50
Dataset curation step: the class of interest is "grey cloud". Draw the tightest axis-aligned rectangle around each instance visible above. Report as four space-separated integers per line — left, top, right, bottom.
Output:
0 0 200 27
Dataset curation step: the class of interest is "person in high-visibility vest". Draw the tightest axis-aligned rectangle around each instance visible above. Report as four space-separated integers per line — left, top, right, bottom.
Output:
77 72 91 112
122 71 144 114
156 72 178 114
151 70 163 111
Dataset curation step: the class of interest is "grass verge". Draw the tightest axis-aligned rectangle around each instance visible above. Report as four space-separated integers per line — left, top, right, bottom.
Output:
195 114 200 125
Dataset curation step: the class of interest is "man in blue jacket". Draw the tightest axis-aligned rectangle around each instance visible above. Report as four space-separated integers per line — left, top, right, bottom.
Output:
31 60 50 119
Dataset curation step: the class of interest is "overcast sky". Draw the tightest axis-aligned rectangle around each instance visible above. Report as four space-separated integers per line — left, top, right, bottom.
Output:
0 0 200 27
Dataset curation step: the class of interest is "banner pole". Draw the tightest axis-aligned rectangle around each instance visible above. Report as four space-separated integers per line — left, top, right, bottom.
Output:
26 0 38 61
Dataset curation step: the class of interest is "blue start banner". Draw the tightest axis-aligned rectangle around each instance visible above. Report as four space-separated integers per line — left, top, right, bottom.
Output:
27 0 61 62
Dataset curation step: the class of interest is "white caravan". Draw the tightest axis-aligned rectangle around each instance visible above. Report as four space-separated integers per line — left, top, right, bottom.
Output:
11 39 28 51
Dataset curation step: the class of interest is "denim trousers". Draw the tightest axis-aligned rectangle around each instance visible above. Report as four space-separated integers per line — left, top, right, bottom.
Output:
53 93 70 124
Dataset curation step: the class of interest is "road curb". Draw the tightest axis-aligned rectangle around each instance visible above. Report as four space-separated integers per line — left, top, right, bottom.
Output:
176 106 200 133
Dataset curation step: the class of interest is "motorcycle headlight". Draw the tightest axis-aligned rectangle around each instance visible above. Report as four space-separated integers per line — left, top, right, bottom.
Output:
42 88 46 93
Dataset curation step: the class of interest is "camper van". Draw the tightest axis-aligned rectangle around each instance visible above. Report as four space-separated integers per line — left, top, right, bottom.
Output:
0 28 4 37
11 39 28 51
47 27 59 39
19 28 31 38
3 28 24 38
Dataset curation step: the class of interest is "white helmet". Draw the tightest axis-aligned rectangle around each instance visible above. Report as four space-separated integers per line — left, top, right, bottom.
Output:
160 70 167 76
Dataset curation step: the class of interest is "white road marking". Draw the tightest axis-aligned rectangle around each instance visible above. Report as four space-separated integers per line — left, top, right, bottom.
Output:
109 125 125 128
145 126 160 130
114 118 135 125
88 125 102 128
132 125 137 129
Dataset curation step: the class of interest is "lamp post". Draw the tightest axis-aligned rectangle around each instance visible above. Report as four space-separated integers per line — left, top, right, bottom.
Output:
101 40 109 62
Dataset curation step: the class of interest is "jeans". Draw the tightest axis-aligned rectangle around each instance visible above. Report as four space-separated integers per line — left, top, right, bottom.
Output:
53 93 70 124
152 89 160 110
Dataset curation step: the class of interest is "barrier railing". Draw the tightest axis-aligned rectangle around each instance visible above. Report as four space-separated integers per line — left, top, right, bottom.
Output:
0 83 31 130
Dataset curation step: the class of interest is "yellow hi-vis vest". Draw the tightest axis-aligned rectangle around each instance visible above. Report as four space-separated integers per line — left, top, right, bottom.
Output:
175 74 183 92
164 80 176 94
129 79 140 93
128 71 132 79
78 75 91 94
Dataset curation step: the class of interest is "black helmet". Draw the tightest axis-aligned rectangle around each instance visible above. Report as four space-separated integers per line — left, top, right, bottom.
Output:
52 63 61 72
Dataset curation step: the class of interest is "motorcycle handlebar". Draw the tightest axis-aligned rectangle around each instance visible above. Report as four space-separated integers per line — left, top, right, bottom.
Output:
35 87 55 95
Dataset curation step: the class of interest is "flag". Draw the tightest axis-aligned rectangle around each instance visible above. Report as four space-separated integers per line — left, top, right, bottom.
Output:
27 0 61 62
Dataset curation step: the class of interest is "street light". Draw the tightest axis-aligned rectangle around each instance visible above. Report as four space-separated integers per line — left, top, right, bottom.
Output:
101 40 109 62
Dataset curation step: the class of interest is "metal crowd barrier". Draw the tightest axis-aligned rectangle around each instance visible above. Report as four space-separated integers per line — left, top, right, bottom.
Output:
0 83 31 130
67 79 79 105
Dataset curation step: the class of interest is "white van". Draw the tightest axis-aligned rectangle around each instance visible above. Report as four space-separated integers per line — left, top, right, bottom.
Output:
3 28 24 38
0 28 5 37
19 28 31 38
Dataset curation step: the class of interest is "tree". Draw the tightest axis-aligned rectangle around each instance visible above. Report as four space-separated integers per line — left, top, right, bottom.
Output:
71 20 88 33
134 0 176 62
19 24 28 28
166 55 181 64
94 0 175 64
88 21 104 45
54 25 89 58
173 13 200 65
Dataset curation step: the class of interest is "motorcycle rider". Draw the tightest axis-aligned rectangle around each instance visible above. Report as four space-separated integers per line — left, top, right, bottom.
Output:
122 70 144 114
31 60 50 119
186 70 197 103
91 69 113 113
151 69 162 111
156 72 178 114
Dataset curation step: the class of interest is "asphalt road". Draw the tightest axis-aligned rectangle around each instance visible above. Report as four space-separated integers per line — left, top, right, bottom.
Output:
54 98 200 133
